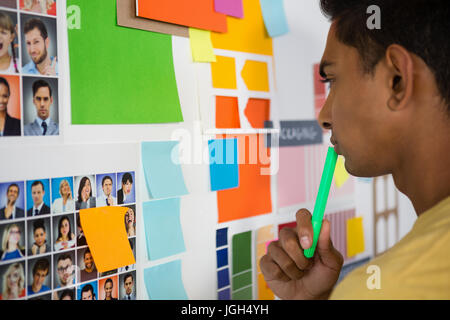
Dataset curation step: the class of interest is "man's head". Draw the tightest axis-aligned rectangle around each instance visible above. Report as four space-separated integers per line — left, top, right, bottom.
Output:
83 248 94 271
318 0 450 178
6 183 19 205
24 18 49 65
56 254 73 286
121 173 133 195
123 274 134 295
101 176 113 197
31 180 45 207
32 258 49 289
33 219 46 247
32 79 53 121
81 284 95 300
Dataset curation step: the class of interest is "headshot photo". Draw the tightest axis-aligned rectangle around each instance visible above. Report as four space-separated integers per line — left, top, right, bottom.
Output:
0 181 25 220
23 77 59 136
77 247 97 283
0 11 20 74
99 276 118 300
0 0 17 9
54 287 75 300
77 281 97 300
118 238 135 273
0 75 21 137
124 205 136 237
74 175 96 211
96 173 117 207
20 14 58 76
28 292 51 300
75 213 86 247
117 172 135 205
53 250 75 289
51 177 75 214
119 271 136 300
27 217 50 256
0 261 25 300
27 256 51 296
20 0 56 16
53 214 76 251
0 222 26 262
26 179 50 217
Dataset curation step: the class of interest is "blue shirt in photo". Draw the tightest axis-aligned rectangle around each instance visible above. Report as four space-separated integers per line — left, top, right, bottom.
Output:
22 56 58 75
27 285 50 295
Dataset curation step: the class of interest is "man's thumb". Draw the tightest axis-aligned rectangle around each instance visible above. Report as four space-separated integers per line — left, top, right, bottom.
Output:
316 219 343 269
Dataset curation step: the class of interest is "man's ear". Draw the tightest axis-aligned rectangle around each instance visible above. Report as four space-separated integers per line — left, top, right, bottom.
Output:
385 44 414 111
45 37 50 49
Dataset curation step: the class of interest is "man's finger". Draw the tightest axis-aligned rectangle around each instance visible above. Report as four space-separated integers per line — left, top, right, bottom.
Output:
266 241 304 280
279 227 312 271
296 209 314 250
259 254 290 282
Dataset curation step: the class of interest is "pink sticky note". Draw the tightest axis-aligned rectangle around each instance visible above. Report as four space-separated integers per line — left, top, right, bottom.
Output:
277 146 307 208
214 0 244 18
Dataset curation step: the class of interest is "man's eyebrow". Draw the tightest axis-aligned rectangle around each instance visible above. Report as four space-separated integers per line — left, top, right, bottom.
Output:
319 60 335 78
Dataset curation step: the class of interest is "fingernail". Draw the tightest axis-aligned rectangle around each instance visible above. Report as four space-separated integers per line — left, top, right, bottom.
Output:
300 236 310 249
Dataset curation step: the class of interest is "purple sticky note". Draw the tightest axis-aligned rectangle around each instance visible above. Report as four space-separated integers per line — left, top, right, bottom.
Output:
214 0 244 19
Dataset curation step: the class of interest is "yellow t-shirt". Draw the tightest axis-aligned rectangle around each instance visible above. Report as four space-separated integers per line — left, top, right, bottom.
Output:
330 196 450 299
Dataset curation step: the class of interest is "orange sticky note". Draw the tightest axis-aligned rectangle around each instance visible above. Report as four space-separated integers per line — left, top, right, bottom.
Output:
80 206 135 273
241 60 270 92
211 55 237 89
216 96 241 128
244 98 270 128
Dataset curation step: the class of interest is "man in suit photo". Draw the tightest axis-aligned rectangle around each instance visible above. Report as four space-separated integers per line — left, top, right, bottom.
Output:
0 183 24 220
27 180 50 217
24 79 59 136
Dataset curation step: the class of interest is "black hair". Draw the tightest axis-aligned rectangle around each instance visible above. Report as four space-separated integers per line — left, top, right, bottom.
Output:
123 273 133 284
121 173 133 185
33 219 46 233
77 177 92 203
32 79 52 97
6 183 19 195
31 180 44 191
32 257 49 276
81 284 95 297
319 0 450 112
24 17 48 40
83 247 91 259
59 289 74 300
57 252 72 264
56 215 73 241
0 77 11 96
102 175 113 187
104 278 113 288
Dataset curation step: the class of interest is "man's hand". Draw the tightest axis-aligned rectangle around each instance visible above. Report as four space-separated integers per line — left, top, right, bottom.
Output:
260 208 344 300
43 57 57 76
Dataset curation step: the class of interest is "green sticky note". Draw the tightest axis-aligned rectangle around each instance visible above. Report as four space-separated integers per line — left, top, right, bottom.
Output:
232 231 252 274
232 286 253 300
67 0 183 124
232 270 252 291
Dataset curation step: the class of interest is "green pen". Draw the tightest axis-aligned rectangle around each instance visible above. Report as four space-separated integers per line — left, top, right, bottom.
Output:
304 147 338 258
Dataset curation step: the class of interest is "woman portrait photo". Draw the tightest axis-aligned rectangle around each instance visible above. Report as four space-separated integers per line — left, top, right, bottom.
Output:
0 223 25 261
75 176 96 211
52 178 75 214
28 218 50 256
54 215 75 251
125 206 136 237
0 262 25 300
0 11 19 74
20 0 56 16
100 277 118 301
0 76 20 137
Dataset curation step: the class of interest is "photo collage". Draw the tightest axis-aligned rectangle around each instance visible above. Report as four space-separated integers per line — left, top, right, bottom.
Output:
0 0 59 137
0 171 137 300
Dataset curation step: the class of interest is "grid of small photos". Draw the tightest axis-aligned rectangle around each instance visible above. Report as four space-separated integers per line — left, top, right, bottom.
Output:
0 0 60 137
0 171 137 300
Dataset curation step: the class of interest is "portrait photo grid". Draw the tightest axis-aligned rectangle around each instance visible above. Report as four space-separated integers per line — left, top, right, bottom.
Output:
0 171 137 300
0 0 60 138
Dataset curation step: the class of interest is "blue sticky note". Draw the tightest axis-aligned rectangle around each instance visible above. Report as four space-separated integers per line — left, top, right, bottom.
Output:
141 141 188 199
217 268 230 289
208 139 239 191
218 288 231 300
144 260 188 300
259 0 290 37
216 228 228 247
216 248 228 268
143 198 186 260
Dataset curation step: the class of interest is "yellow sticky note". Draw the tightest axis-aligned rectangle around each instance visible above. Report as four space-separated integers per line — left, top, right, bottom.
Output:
211 0 273 56
347 217 365 258
80 206 136 273
258 273 274 300
189 28 216 62
241 60 270 92
335 156 350 188
211 55 237 89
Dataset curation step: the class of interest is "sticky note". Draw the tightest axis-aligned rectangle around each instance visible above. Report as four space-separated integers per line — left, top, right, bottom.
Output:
216 248 229 268
232 286 252 300
216 96 241 129
244 98 270 128
259 0 289 37
232 231 252 274
141 141 188 199
218 288 231 300
143 198 186 260
211 56 237 89
189 28 216 62
217 268 230 289
278 146 307 208
136 0 227 33
241 60 270 92
335 156 350 188
209 139 239 191
258 273 274 300
216 228 228 247
80 206 136 273
347 217 365 258
144 260 188 300
67 0 183 125
214 0 243 18
211 0 272 55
